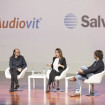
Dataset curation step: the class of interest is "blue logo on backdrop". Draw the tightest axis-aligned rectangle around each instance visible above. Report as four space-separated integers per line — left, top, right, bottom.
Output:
64 13 78 29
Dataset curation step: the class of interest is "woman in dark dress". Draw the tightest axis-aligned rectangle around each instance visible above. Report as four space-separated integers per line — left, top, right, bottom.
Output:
46 48 67 92
9 48 27 92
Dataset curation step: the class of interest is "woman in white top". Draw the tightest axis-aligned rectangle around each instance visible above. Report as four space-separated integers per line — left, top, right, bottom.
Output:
46 48 67 92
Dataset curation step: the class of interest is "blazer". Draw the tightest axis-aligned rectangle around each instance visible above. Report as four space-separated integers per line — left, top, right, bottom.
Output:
83 59 104 74
51 57 67 73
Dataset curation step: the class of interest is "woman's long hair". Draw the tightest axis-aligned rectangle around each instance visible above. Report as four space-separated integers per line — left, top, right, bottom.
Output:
55 48 63 58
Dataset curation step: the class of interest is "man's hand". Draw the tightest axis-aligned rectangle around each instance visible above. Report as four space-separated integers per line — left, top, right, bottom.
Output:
18 68 22 72
78 69 83 74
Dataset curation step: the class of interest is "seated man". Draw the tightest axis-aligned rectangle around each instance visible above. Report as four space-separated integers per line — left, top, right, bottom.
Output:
69 50 104 97
9 48 27 92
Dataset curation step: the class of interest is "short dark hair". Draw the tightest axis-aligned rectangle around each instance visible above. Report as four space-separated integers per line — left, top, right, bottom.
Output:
55 48 63 58
94 50 103 59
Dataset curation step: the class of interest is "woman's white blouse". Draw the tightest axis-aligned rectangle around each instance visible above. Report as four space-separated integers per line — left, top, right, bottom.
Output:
53 58 59 72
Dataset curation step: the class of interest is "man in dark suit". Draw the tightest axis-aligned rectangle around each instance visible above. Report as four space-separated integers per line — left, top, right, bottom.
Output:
69 50 104 97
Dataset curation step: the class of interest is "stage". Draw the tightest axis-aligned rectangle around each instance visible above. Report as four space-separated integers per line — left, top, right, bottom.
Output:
0 71 105 105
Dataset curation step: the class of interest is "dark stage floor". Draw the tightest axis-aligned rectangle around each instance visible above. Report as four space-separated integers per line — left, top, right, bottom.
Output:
0 71 105 105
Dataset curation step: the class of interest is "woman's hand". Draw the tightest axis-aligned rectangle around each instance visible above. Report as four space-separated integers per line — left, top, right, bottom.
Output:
18 68 22 72
58 64 62 67
46 64 51 66
58 64 64 69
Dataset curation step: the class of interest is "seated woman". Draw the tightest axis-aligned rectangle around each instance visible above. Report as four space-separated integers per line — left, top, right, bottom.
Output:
9 48 27 92
46 48 67 92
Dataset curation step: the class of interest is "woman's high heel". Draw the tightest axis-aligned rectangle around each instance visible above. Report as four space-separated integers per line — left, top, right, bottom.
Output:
52 82 55 89
46 84 51 92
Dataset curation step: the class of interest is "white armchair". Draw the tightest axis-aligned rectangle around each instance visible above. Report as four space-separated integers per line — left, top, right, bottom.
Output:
5 67 27 91
84 70 105 96
46 67 69 91
65 70 105 96
5 67 27 79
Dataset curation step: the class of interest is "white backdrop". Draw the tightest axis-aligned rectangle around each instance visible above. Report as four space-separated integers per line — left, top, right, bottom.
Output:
0 0 105 73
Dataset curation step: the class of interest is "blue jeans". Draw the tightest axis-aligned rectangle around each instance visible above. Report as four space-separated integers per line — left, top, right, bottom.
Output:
75 66 94 93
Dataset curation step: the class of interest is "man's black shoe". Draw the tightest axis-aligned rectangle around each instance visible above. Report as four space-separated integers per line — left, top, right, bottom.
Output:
9 89 14 92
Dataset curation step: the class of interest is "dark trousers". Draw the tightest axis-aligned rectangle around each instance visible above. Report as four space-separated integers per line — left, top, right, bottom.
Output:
10 69 20 89
48 69 62 85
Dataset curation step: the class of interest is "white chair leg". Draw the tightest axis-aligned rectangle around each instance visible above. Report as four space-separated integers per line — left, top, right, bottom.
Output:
33 78 35 89
44 77 46 92
89 84 91 94
28 77 31 91
65 78 68 93
86 84 95 96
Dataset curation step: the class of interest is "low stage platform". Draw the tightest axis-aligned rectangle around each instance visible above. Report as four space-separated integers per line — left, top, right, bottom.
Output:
0 71 105 105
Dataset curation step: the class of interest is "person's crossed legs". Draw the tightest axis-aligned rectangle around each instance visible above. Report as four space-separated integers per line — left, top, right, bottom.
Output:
9 69 20 92
69 66 94 97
